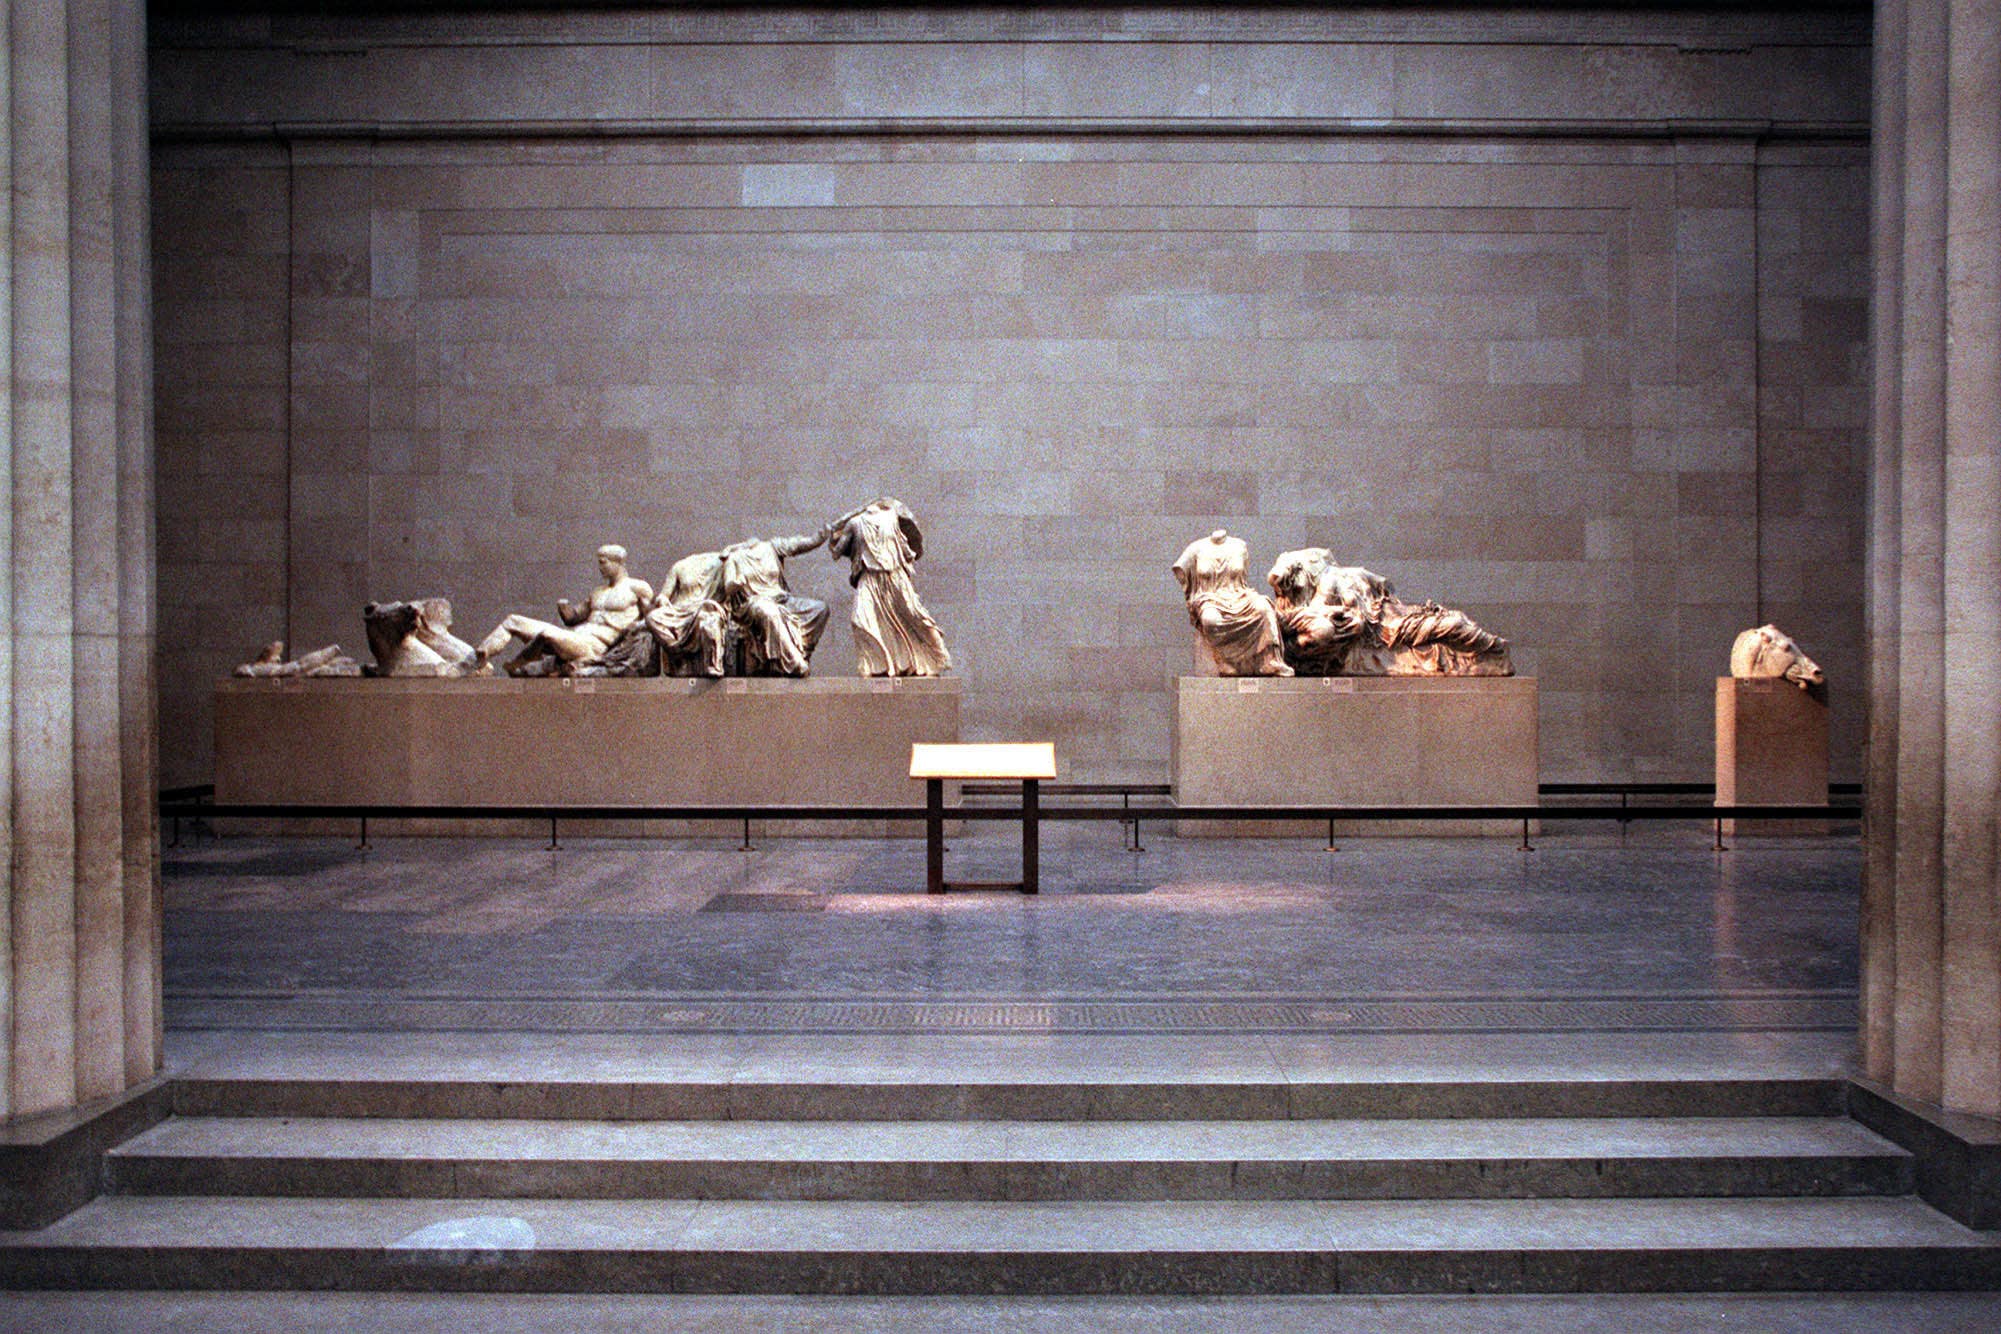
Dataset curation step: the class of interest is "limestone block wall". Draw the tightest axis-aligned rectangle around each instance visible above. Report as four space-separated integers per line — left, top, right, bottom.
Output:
148 4 1871 789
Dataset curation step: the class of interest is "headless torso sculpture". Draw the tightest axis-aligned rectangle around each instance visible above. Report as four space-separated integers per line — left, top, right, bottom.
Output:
830 497 952 678
720 530 832 677
1170 529 1292 677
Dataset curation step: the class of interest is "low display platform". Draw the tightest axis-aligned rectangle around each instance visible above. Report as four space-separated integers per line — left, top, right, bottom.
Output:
1715 677 1829 835
214 676 961 836
1172 675 1539 836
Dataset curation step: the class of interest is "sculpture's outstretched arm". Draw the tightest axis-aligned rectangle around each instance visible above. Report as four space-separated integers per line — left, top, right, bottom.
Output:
769 530 828 559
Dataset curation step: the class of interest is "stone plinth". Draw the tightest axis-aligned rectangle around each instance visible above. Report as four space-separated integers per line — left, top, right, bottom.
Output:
1172 676 1538 836
1715 678 1830 835
214 677 960 836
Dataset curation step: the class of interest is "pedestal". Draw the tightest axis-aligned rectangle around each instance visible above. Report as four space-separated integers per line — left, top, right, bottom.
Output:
1715 677 1829 835
214 676 961 836
1172 676 1539 836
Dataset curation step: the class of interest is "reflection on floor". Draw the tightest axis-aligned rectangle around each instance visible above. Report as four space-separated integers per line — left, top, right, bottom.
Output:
19 828 1987 1329
162 827 1859 1038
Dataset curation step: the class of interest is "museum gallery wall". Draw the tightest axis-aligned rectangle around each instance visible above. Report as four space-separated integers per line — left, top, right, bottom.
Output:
148 6 1869 787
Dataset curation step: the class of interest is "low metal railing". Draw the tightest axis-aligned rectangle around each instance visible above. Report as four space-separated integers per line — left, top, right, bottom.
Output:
160 786 1861 856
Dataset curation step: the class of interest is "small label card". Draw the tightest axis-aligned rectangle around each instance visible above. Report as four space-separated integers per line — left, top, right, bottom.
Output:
1325 678 1356 693
871 680 896 694
725 679 748 694
1237 679 1260 693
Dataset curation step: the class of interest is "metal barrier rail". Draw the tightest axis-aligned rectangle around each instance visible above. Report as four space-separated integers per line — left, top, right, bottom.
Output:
160 796 1860 855
960 780 1864 799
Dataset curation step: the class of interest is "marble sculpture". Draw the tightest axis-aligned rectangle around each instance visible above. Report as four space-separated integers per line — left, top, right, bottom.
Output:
645 550 734 677
245 504 960 685
362 598 483 677
831 497 952 678
233 641 360 678
1730 624 1825 689
721 531 833 676
475 545 653 677
1266 548 1511 676
1170 529 1293 677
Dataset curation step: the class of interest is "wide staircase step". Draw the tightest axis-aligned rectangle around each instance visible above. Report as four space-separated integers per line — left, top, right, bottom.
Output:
106 1114 1913 1201
3 1194 1995 1293
2 1072 1994 1294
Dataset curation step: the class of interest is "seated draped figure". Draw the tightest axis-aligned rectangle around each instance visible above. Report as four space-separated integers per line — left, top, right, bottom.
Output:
576 531 829 679
361 598 482 677
593 548 735 679
720 529 832 677
1265 548 1512 677
1170 529 1293 677
475 545 654 677
647 549 735 677
1730 624 1825 690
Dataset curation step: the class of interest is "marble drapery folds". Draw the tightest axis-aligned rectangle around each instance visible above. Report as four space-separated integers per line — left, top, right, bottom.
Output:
831 499 951 678
1170 530 1293 678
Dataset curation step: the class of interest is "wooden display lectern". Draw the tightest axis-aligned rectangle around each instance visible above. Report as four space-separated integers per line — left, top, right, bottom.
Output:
909 742 1057 895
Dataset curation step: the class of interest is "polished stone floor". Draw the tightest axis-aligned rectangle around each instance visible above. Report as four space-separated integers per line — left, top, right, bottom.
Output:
162 826 1858 1038
23 830 1986 1330
7 1292 2001 1332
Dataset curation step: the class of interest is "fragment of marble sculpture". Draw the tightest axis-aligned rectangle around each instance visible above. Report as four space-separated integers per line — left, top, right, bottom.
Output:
1730 624 1825 690
362 598 483 677
233 641 360 678
1170 529 1292 677
721 531 831 676
831 497 952 677
580 549 740 678
475 545 653 677
1266 548 1511 676
646 550 734 677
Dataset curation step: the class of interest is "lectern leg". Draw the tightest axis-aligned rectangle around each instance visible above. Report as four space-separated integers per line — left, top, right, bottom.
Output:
926 777 945 895
1022 778 1039 895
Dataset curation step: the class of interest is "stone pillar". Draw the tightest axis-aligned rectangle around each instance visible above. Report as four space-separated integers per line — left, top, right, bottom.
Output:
1865 0 2001 1116
1 0 160 1120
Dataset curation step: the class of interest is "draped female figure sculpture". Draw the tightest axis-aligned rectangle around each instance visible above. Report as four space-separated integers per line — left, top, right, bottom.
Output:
830 497 952 677
721 531 831 677
1170 529 1292 677
1266 547 1511 676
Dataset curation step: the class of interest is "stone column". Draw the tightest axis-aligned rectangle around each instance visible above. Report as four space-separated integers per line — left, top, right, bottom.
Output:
1865 0 2001 1116
2 0 160 1120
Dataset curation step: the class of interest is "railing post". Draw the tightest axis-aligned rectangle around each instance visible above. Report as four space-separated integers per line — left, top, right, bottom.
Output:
1713 816 1727 852
740 816 753 852
547 816 560 851
1520 817 1534 853
357 816 369 852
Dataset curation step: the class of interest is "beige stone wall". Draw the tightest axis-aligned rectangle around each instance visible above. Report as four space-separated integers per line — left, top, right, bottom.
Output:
149 5 1871 789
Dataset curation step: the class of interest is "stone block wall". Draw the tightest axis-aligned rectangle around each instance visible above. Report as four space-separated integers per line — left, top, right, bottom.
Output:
148 4 1870 789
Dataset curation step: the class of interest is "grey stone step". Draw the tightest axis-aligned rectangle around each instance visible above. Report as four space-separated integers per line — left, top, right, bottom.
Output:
2 1194 1995 1293
106 1115 1913 1201
169 1076 1849 1122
